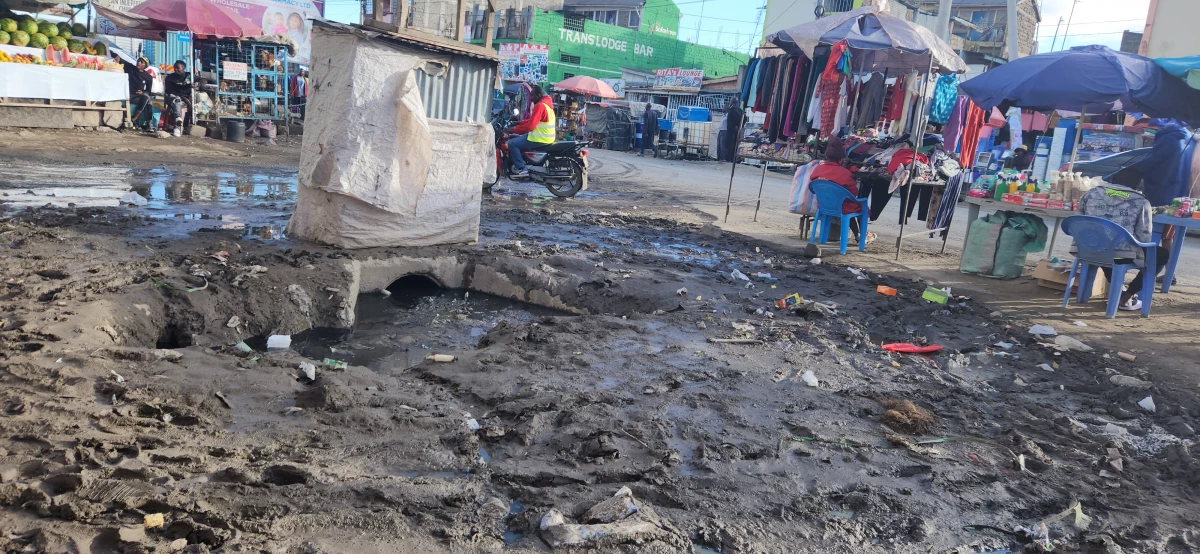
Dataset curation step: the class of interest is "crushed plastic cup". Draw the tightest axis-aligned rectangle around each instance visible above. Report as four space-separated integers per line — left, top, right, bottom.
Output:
1028 324 1057 336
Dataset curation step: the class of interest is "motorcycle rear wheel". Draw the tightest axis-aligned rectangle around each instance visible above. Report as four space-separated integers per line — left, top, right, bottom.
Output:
546 160 585 198
484 153 507 190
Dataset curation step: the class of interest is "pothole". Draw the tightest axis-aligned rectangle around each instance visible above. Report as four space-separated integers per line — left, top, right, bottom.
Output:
288 274 572 370
156 323 193 349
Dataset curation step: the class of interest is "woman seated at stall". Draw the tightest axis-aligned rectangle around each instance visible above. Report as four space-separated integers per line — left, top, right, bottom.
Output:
810 137 877 245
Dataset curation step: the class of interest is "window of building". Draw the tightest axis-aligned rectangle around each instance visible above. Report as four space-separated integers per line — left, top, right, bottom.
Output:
561 53 581 64
604 10 617 25
564 15 585 31
628 10 641 29
563 73 575 79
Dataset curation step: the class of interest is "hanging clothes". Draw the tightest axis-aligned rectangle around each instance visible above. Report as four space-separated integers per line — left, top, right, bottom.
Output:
885 74 905 121
959 102 986 169
783 57 808 138
768 56 795 142
818 77 841 139
928 172 967 236
854 72 887 130
833 79 850 134
822 41 849 82
942 96 971 153
754 57 773 112
929 73 959 124
740 58 759 107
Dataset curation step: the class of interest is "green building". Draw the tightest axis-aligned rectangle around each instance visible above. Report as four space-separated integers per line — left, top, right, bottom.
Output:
472 0 748 84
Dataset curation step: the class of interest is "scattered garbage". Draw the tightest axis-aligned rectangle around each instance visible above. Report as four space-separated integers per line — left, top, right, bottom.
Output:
994 342 1014 349
876 285 897 296
800 370 819 387
1105 423 1128 435
810 258 822 265
881 343 944 354
144 513 164 529
754 272 778 281
921 287 950 304
1072 320 1088 327
776 293 803 309
425 354 456 363
233 341 252 354
1109 374 1151 388
464 412 481 431
1037 363 1055 372
676 287 688 296
1028 324 1057 336
109 370 125 383
1118 352 1137 362
1051 335 1093 352
1037 500 1093 532
266 335 291 349
298 362 316 381
119 191 149 206
730 269 750 282
731 322 756 333
226 316 241 328
539 487 670 548
1138 396 1156 413
323 358 347 370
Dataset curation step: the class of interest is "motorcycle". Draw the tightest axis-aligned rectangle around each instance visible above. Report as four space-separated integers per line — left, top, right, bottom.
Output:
485 109 589 198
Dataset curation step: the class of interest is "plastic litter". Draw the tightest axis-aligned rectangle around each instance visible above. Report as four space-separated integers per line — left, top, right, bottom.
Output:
426 354 456 362
119 191 149 206
1052 335 1093 352
226 316 241 328
110 370 125 383
754 272 778 281
1037 363 1055 372
1037 500 1093 532
1117 352 1136 362
776 293 803 309
876 285 897 296
676 287 688 296
1109 374 1151 388
298 362 316 381
539 487 667 548
464 412 481 431
730 269 749 282
323 358 347 370
800 370 819 387
1138 396 1156 413
994 342 1014 349
1028 324 1057 336
1072 320 1088 327
1105 423 1128 435
921 287 950 304
234 342 252 353
810 258 822 265
266 335 291 349
144 513 164 529
881 343 944 354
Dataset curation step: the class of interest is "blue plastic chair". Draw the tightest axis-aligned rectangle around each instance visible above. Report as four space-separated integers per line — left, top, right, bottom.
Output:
808 180 870 255
1060 215 1157 318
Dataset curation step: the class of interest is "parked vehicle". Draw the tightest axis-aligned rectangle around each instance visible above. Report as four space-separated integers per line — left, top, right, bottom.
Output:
486 109 589 198
1060 148 1150 178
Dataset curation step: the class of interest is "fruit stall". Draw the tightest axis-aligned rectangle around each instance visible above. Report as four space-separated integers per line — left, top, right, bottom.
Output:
193 37 291 127
0 16 128 128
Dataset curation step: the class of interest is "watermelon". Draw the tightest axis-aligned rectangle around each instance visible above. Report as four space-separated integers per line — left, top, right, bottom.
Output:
92 42 106 55
19 19 36 35
67 39 83 53
0 17 16 33
11 29 28 46
37 21 57 38
58 28 71 40
72 23 86 36
29 32 48 49
0 30 9 45
50 36 66 50
56 22 70 34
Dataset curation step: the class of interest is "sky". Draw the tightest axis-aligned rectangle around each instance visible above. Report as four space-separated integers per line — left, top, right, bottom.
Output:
321 0 1154 55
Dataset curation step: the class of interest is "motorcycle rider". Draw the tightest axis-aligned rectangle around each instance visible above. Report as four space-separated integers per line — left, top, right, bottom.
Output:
507 85 556 177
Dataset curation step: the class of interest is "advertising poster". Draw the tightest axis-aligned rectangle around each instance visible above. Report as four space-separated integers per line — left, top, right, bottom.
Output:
601 78 625 98
499 43 548 83
653 68 703 91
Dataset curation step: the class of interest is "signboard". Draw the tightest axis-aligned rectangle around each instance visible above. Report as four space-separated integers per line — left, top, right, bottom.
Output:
222 61 249 81
653 68 703 91
499 43 549 83
601 78 625 98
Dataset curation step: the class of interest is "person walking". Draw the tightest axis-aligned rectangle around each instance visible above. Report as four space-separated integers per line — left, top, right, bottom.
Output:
639 102 659 157
506 85 556 177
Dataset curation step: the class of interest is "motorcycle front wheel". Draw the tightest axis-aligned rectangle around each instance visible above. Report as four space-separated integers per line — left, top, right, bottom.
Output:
546 160 585 198
484 151 506 190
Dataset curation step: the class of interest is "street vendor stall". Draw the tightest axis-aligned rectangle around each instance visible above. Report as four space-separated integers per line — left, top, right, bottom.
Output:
552 75 617 141
193 36 293 131
727 5 967 250
0 9 129 129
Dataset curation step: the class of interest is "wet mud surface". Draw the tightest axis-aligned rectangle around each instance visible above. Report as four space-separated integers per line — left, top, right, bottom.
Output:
0 150 1199 553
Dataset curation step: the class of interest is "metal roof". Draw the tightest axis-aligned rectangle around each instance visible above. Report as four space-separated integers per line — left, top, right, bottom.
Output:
314 19 499 61
563 0 645 9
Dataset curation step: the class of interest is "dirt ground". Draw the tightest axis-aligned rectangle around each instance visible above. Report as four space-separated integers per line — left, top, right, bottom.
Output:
1 128 1198 554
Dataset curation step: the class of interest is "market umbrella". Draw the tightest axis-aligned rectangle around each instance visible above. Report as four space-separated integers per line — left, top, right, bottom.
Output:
958 45 1200 122
128 0 264 38
766 5 967 74
1155 55 1200 90
553 76 618 99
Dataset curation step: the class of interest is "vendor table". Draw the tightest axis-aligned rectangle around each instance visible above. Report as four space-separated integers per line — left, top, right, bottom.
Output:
0 63 129 103
960 196 1078 263
1151 214 1200 294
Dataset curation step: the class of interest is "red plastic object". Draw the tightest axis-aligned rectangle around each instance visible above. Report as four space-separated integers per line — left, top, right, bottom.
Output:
881 343 943 354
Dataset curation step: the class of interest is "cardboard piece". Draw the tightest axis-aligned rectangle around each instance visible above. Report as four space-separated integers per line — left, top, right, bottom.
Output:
1033 259 1108 298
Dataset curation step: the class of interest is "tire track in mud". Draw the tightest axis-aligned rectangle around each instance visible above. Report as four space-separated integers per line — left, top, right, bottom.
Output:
589 157 642 182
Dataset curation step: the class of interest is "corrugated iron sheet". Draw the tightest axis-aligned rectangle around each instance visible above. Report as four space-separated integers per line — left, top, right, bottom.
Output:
415 56 496 124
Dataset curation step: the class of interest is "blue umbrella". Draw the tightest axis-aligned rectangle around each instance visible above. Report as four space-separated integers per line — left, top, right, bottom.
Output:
958 45 1200 122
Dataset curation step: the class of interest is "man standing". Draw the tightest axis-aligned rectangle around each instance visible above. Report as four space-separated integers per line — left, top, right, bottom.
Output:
506 85 555 177
639 102 658 157
164 60 195 135
115 55 153 131
1075 182 1171 311
290 69 308 120
722 101 744 162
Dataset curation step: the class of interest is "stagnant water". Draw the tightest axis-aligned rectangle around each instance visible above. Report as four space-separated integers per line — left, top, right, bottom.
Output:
288 276 569 370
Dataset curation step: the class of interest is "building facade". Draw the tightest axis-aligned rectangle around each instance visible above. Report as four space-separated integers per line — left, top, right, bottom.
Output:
915 0 1040 60
1140 0 1200 58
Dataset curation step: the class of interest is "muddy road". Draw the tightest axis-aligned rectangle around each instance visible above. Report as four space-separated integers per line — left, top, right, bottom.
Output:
0 130 1198 553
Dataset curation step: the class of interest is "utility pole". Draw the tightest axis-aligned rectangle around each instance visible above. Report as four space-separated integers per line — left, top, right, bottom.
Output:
1061 0 1081 51
695 0 706 43
934 0 952 41
1048 16 1063 52
1006 0 1019 60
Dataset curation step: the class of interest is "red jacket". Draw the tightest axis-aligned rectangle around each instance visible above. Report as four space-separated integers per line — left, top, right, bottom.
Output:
810 161 862 214
513 96 554 135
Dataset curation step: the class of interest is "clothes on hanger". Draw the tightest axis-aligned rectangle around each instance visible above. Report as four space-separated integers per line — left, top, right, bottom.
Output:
928 172 967 236
853 72 887 130
818 76 842 138
929 73 959 124
959 101 986 168
942 96 970 153
822 41 849 82
740 58 759 107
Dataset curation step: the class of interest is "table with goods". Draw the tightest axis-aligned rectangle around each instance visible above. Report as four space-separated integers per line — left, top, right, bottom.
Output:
0 16 128 107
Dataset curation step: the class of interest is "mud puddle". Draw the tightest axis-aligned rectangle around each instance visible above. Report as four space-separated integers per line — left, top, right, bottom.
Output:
287 276 570 370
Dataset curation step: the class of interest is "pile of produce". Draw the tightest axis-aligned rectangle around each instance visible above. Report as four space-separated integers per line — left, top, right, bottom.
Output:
0 16 92 49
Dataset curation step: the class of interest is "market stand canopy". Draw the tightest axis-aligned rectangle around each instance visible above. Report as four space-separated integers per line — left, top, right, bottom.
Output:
1155 55 1200 91
765 5 966 74
959 45 1200 123
94 0 264 38
553 75 618 99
